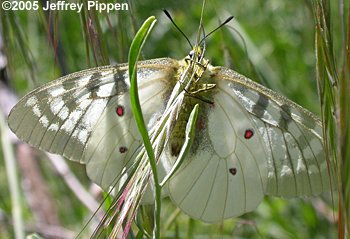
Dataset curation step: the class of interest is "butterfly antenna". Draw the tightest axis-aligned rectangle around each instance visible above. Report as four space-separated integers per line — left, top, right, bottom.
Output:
163 10 193 49
199 24 206 61
195 0 207 48
199 16 234 45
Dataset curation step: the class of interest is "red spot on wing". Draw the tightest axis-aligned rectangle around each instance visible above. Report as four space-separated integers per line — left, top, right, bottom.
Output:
244 129 254 139
116 105 125 117
119 146 128 153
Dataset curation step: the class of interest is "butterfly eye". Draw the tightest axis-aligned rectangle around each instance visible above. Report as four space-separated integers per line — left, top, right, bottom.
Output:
244 129 254 139
116 105 125 117
188 50 195 59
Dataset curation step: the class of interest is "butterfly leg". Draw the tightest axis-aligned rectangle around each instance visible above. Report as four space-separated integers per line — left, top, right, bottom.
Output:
184 83 216 104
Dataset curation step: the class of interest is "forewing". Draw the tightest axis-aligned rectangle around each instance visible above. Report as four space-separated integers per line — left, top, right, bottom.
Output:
8 58 179 190
214 66 332 198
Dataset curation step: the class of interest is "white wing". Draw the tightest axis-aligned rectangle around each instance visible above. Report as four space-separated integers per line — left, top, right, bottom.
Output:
166 65 332 222
215 66 332 197
8 58 179 190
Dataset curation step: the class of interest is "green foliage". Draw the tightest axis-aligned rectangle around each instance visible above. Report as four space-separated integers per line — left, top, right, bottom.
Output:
0 0 347 238
311 0 350 237
129 16 161 239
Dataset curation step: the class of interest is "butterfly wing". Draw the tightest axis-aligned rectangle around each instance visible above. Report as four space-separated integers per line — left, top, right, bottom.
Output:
167 65 332 222
214 67 332 198
8 58 179 190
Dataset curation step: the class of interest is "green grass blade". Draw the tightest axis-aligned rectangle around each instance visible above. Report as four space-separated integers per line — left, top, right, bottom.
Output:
160 104 199 187
128 16 161 239
0 111 24 238
312 0 349 237
80 0 110 66
339 3 350 235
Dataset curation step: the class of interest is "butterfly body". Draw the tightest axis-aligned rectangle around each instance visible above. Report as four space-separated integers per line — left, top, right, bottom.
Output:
8 53 332 222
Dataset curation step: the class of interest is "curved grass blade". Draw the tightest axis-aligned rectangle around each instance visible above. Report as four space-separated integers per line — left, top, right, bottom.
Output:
160 104 199 187
128 16 162 239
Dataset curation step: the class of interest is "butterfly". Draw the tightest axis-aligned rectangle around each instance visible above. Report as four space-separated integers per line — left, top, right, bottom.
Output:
8 21 333 224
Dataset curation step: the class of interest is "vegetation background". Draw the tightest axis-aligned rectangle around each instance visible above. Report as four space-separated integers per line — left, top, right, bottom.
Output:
0 0 348 238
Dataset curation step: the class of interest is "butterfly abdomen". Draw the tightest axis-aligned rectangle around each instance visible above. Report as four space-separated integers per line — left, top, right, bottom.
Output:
169 95 201 156
168 83 215 156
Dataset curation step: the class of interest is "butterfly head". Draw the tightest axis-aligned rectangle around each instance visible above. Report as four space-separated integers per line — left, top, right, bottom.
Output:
186 45 209 67
188 45 202 59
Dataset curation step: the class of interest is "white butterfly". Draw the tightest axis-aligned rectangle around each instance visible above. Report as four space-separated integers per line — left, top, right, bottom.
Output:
8 42 332 223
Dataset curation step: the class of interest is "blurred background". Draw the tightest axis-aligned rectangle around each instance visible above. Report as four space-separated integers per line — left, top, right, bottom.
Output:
0 0 348 238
